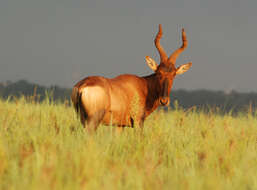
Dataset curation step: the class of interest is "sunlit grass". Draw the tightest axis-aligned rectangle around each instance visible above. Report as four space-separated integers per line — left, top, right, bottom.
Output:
0 97 256 190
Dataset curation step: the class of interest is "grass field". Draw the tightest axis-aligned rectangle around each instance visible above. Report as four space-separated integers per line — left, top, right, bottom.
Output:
0 97 256 190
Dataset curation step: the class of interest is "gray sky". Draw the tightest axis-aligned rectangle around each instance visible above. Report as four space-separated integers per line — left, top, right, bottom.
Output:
1 0 257 92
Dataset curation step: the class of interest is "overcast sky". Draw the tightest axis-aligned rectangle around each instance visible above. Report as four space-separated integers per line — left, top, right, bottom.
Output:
0 0 257 92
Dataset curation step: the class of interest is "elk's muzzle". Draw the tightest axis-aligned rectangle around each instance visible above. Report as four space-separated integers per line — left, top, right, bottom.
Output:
160 97 170 106
160 78 170 106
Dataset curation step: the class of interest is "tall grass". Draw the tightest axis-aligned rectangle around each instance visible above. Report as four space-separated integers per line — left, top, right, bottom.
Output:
0 97 256 190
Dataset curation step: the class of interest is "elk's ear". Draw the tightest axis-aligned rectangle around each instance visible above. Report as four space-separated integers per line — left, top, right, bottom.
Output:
176 62 192 75
145 56 158 71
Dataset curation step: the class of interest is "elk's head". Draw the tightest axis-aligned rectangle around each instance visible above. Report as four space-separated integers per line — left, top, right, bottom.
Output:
146 24 192 106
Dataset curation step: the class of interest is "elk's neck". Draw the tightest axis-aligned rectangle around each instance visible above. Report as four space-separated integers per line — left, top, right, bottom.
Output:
143 74 161 116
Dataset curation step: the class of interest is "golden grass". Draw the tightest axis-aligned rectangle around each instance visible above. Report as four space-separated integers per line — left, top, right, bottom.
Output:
0 97 256 190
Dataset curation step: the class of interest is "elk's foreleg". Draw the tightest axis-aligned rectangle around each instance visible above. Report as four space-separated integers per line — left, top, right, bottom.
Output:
131 117 145 129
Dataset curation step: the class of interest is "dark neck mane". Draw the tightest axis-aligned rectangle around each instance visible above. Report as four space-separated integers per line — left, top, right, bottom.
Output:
143 73 161 116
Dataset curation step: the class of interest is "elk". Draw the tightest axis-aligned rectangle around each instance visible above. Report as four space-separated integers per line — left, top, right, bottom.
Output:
71 24 192 131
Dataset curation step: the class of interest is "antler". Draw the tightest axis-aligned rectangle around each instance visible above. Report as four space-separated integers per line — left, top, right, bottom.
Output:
155 24 168 63
168 28 188 64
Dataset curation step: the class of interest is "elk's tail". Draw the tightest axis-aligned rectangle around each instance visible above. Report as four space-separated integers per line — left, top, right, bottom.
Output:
71 86 87 124
71 86 80 113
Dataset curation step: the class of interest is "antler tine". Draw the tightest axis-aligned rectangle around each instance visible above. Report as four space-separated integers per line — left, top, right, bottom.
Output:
168 28 188 64
155 24 168 63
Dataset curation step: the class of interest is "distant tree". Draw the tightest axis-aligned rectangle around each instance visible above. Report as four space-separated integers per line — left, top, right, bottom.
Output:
0 80 71 102
170 89 257 113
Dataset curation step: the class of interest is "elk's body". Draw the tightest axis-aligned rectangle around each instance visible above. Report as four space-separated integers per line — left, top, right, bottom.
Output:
72 25 192 131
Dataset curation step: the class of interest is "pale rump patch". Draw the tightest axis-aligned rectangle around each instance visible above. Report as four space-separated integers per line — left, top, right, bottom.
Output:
80 86 108 116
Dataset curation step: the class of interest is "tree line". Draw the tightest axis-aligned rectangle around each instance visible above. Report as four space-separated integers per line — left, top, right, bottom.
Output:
0 80 71 103
0 80 256 113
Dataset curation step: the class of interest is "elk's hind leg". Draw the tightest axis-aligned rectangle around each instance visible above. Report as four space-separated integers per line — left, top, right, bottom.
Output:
86 110 105 132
